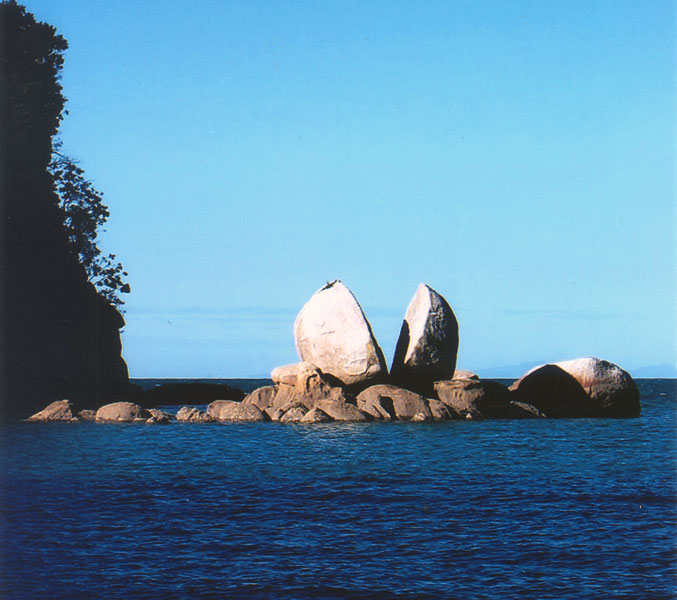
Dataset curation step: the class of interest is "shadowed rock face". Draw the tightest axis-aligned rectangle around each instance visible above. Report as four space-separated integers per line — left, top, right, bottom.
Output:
293 281 387 387
435 379 540 420
509 358 640 418
390 284 459 393
509 365 592 418
554 357 640 417
356 384 433 421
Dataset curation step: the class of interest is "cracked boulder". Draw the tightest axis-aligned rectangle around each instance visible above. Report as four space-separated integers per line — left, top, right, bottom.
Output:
390 284 459 393
293 281 387 387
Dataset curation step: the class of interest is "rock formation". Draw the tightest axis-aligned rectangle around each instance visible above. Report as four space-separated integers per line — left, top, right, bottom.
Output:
26 400 79 422
357 385 433 421
22 276 643 425
554 357 640 417
206 400 268 422
435 379 542 420
390 284 459 394
293 281 387 387
242 361 371 422
176 407 214 423
95 402 151 422
509 357 640 418
1 4 131 420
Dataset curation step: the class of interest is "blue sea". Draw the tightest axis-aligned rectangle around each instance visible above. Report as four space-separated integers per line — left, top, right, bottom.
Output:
2 379 675 599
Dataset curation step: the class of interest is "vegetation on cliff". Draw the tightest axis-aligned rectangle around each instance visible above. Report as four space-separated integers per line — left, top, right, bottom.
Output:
0 0 130 418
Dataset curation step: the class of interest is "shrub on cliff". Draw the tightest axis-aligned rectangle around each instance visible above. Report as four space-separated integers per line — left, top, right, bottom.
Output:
0 0 130 418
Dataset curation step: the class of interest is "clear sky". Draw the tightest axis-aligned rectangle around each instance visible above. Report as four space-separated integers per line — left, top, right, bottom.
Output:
25 0 676 378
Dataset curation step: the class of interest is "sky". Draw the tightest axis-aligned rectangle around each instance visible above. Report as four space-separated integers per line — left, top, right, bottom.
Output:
25 0 677 378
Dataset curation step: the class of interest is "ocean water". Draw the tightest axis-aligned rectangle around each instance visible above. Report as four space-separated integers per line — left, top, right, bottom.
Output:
1 379 675 600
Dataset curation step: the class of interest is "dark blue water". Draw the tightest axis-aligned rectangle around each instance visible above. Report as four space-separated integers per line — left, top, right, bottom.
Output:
2 380 675 599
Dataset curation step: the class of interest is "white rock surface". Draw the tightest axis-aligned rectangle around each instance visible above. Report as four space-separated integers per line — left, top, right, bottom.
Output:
293 281 387 386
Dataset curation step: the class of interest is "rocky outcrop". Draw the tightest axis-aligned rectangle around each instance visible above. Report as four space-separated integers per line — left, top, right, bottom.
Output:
280 406 308 423
206 400 268 422
315 398 372 422
293 281 387 387
554 357 640 417
95 402 151 422
176 406 214 423
453 370 479 380
26 399 79 422
243 362 361 422
510 358 640 418
1 4 132 421
147 409 173 424
390 284 459 393
301 408 333 423
78 409 97 421
357 384 433 421
435 379 540 420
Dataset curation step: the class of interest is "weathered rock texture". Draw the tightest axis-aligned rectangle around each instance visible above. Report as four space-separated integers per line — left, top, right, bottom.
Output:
243 362 373 422
26 399 79 422
510 357 640 418
176 406 214 423
293 281 387 387
435 379 541 420
95 402 151 422
357 384 434 421
301 408 333 423
78 409 97 421
555 357 640 416
147 409 173 424
453 370 479 380
206 400 268 422
391 284 459 393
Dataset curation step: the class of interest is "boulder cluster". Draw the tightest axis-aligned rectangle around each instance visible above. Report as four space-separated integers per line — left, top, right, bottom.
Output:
25 281 641 424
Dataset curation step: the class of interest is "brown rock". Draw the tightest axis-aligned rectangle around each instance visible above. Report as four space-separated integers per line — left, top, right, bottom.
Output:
269 401 310 421
315 398 372 422
26 400 79 422
207 400 268 422
301 408 334 423
176 406 214 423
427 398 456 421
280 406 308 422
95 402 151 422
78 409 97 421
453 370 479 380
357 384 432 421
435 379 520 419
146 408 173 424
242 386 277 412
271 362 319 386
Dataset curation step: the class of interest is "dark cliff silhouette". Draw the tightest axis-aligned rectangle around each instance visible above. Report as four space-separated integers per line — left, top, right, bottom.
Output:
0 1 130 419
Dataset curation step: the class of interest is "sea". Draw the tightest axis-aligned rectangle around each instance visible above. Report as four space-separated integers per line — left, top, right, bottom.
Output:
1 379 675 600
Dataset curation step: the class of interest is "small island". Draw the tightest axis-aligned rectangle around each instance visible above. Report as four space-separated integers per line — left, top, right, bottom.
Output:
27 280 640 424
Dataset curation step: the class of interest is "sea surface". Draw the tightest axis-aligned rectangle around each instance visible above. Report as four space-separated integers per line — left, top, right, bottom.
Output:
1 379 675 599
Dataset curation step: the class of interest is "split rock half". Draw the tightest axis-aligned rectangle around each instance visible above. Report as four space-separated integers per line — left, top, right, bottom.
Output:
293 281 387 386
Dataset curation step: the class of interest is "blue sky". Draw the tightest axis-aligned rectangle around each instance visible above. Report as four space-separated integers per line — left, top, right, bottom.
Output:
27 0 676 377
